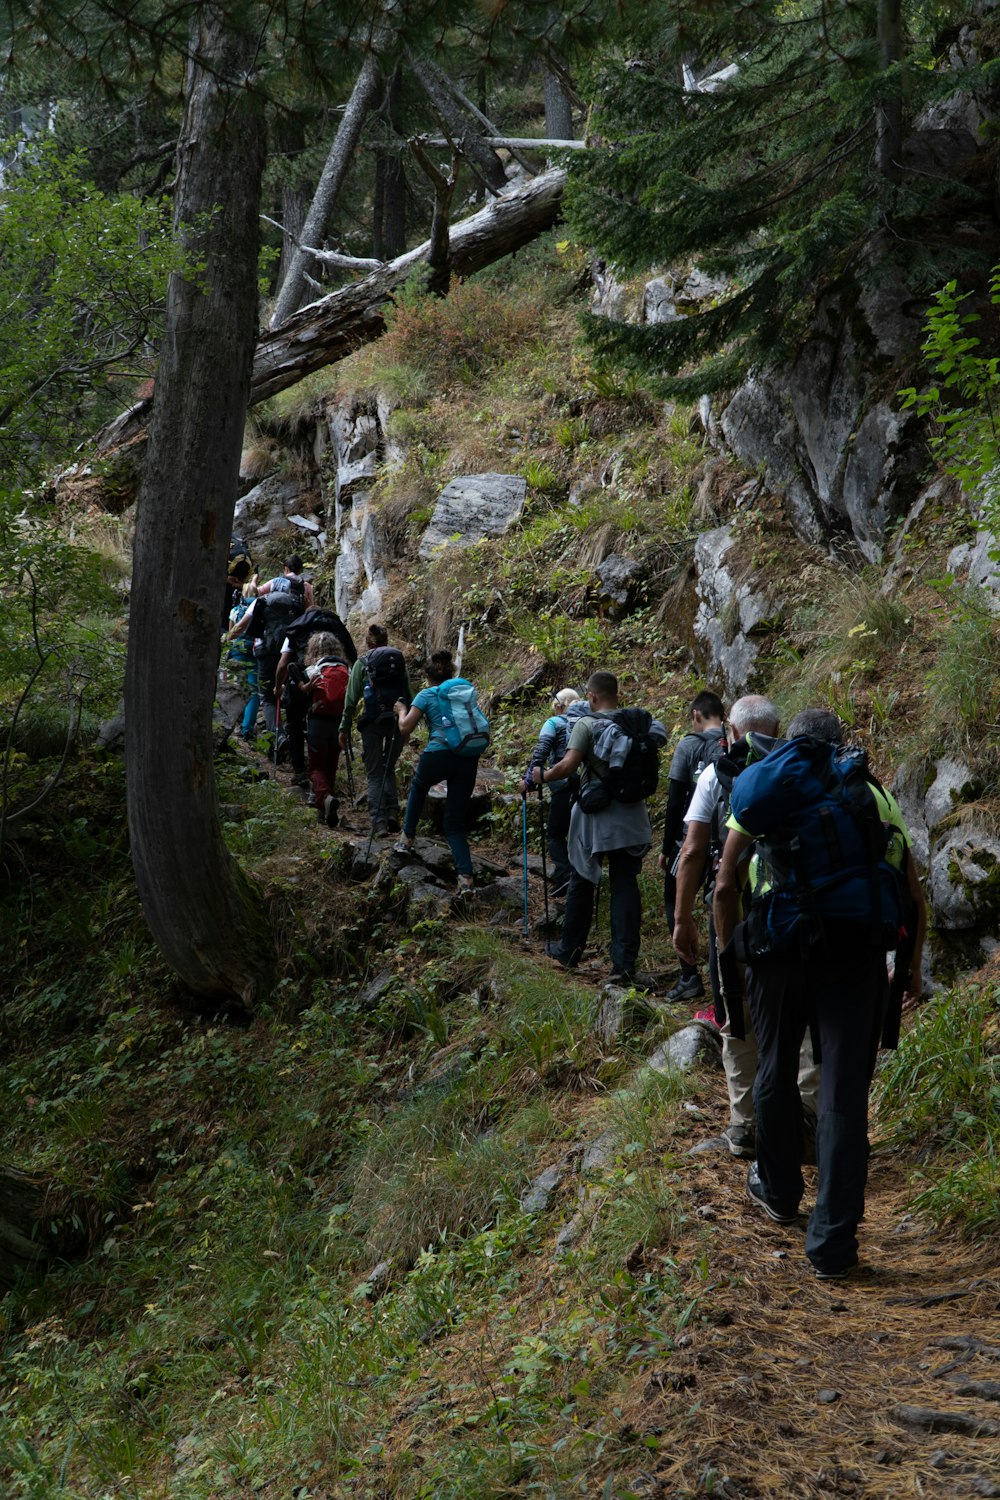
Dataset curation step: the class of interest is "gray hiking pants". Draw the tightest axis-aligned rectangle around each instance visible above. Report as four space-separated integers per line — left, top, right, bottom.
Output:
360 715 402 826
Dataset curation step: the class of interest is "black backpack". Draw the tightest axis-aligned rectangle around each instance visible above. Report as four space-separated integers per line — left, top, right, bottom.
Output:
361 646 409 723
255 580 306 658
281 608 358 667
577 708 660 812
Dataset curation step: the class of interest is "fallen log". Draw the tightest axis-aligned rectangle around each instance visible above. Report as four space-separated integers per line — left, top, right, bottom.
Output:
891 1403 1000 1438
94 167 566 454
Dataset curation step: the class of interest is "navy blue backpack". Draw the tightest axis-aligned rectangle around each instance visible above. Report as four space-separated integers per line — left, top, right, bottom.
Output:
728 735 909 955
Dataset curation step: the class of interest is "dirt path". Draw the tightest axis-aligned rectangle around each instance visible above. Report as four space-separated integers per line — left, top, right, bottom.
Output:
630 1141 1000 1498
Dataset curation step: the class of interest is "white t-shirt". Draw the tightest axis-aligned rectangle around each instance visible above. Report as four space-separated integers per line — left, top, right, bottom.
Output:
684 763 722 825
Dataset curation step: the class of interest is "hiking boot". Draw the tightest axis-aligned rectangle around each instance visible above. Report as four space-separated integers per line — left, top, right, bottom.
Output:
393 835 414 855
371 822 390 838
667 973 704 1002
386 817 401 834
723 1123 756 1159
608 969 635 985
746 1161 798 1224
323 794 339 828
813 1258 865 1281
545 942 578 971
457 874 474 893
291 769 309 789
693 1006 721 1031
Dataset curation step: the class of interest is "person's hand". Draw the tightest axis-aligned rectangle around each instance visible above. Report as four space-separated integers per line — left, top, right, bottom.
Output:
672 916 699 966
531 766 543 786
338 731 348 751
657 852 667 873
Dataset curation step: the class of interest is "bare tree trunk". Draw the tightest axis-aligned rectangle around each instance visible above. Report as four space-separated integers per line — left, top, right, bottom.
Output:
876 0 903 182
379 64 407 259
543 69 573 141
125 5 275 1008
409 54 508 194
95 166 565 449
274 111 308 292
270 48 383 329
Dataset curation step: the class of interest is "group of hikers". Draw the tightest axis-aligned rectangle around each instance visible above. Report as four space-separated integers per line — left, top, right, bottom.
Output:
223 547 926 1282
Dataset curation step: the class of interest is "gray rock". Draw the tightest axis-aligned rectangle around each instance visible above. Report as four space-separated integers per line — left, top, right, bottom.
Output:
693 524 774 694
475 876 524 910
947 528 1000 612
356 972 395 1010
925 757 976 830
648 1025 723 1075
595 552 641 607
288 512 320 532
582 1130 618 1174
419 473 527 559
355 1260 393 1301
233 473 301 534
520 1163 565 1214
928 828 1000 930
96 711 126 751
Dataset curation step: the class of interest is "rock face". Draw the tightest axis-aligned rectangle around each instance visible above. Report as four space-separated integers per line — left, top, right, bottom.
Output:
327 398 390 623
418 473 527 559
693 524 774 695
892 756 1000 958
720 283 924 560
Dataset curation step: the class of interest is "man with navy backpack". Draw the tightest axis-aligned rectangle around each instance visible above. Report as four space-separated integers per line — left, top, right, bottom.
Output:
713 708 925 1279
535 670 667 984
339 624 411 835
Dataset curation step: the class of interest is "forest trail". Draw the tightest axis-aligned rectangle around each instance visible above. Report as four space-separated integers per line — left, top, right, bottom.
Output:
634 1137 1000 1497
250 748 999 1499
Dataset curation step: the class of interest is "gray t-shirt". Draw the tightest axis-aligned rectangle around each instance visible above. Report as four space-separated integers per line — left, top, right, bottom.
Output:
669 727 725 791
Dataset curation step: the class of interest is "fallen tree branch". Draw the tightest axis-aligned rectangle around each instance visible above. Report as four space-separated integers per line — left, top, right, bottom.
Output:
93 167 566 452
891 1404 1000 1438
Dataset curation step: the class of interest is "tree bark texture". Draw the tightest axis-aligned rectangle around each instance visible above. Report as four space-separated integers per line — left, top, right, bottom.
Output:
543 69 573 141
125 6 276 1007
409 54 509 194
876 0 903 181
269 48 383 329
97 165 565 448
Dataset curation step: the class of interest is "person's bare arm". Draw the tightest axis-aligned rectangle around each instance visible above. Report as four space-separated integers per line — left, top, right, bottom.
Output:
532 747 584 784
672 821 711 964
396 702 422 741
712 830 753 950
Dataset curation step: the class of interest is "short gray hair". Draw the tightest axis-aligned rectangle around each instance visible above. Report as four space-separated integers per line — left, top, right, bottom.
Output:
787 707 844 742
729 694 780 735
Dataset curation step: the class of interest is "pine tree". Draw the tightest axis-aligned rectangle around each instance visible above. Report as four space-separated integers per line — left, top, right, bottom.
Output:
566 0 994 397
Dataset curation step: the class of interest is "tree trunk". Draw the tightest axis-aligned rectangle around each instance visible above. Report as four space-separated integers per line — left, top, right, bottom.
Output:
543 69 573 141
876 0 903 182
274 110 308 293
380 64 407 259
125 5 276 1008
409 55 509 194
269 48 383 329
95 166 565 448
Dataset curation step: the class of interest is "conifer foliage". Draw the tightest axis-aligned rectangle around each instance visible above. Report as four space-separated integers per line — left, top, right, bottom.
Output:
567 0 983 396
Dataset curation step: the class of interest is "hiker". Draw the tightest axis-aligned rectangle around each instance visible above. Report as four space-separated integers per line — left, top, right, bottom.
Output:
225 580 261 741
338 624 411 836
256 554 314 610
713 707 926 1279
521 687 590 898
229 558 311 742
222 536 254 631
275 607 356 789
393 649 490 891
658 689 727 1002
295 632 350 826
535 670 666 984
671 694 819 1160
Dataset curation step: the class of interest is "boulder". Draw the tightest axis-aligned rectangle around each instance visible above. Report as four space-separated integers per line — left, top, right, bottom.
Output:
647 1025 723 1074
947 529 1000 613
418 473 527 559
928 827 1000 931
693 524 773 694
595 552 642 608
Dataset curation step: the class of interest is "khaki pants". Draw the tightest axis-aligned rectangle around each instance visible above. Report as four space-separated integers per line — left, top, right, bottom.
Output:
723 1000 819 1130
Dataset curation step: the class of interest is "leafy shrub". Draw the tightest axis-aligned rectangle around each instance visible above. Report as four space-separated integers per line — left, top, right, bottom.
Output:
380 279 543 387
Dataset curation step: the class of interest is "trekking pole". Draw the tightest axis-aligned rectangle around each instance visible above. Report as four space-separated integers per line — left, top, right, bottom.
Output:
345 740 356 803
521 795 530 938
537 784 550 929
273 699 281 768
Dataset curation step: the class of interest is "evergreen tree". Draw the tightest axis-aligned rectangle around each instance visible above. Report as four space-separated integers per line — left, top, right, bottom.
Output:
567 0 994 397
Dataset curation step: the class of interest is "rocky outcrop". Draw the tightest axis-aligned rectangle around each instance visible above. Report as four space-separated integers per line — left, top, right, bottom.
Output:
720 281 925 562
693 523 774 695
418 473 527 559
892 755 1000 960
